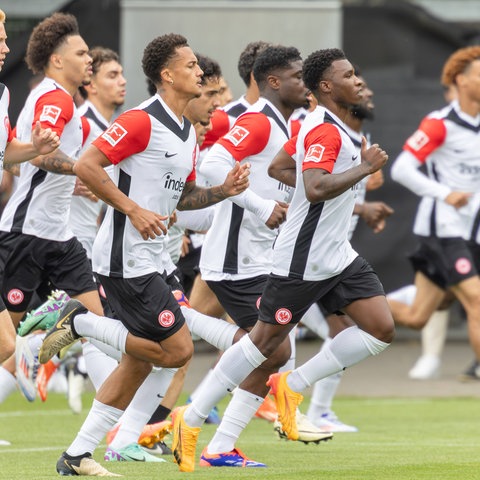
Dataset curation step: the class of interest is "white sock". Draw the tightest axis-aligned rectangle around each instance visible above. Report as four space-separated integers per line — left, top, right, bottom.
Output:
387 285 416 305
190 368 215 401
421 310 449 357
288 326 390 391
110 367 176 450
299 303 329 339
87 339 122 362
279 328 296 372
184 335 267 428
307 337 343 418
182 307 239 351
207 388 262 454
82 341 118 391
66 399 123 456
0 366 17 403
74 313 128 354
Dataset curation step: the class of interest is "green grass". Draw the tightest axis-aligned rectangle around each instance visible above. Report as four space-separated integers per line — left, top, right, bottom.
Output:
1 392 479 479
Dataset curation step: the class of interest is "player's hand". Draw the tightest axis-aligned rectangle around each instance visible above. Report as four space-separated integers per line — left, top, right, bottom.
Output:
445 191 471 209
128 206 168 240
221 161 250 197
360 201 394 232
31 121 60 155
265 201 289 229
366 169 384 191
360 137 388 174
73 177 98 202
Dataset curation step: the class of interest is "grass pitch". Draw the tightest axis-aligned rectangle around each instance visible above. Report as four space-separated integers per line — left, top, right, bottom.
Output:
0 391 478 479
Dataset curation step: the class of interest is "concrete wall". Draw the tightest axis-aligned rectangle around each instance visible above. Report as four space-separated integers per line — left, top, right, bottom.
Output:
120 0 342 108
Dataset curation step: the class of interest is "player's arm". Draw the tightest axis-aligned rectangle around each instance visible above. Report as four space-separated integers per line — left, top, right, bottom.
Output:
4 121 60 165
176 161 250 210
200 113 287 228
268 137 297 187
303 125 388 203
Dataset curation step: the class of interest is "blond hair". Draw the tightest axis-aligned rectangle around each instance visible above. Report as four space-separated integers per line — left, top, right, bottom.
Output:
0 10 6 23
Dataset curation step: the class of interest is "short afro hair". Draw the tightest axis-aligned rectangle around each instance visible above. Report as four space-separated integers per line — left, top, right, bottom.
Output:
441 46 480 87
195 53 222 85
26 13 80 74
142 33 189 85
252 45 302 89
302 48 346 93
237 41 271 87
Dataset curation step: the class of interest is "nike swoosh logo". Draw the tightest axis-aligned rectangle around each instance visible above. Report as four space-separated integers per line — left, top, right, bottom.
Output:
165 152 177 158
125 455 146 462
55 316 69 330
352 155 358 161
157 393 164 399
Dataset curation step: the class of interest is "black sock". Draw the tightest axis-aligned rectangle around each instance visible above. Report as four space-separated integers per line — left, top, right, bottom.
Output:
148 404 171 424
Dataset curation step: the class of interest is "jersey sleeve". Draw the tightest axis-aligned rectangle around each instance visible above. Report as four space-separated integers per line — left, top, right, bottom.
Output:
33 89 74 136
186 145 198 183
284 135 297 156
81 116 91 147
92 110 151 165
217 112 271 161
403 117 447 163
302 123 342 173
6 117 13 143
201 109 230 150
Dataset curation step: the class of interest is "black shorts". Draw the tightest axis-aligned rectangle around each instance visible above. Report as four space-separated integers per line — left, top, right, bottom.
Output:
408 236 478 289
97 271 185 342
206 275 268 329
259 256 385 326
0 232 96 312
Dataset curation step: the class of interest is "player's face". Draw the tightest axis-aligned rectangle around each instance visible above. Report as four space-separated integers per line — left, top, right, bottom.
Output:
350 75 374 120
194 120 212 146
55 35 92 89
326 59 363 108
277 60 309 109
218 76 233 106
165 46 203 99
459 59 480 105
184 77 221 124
0 22 10 72
90 60 127 109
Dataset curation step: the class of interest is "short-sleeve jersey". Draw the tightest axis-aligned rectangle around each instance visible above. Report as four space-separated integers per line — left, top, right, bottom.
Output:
201 96 251 150
403 100 480 237
91 94 197 279
271 106 359 281
68 100 112 258
200 98 292 279
0 84 13 185
0 77 81 241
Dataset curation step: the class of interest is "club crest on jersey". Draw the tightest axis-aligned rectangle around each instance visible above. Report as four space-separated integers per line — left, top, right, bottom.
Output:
7 288 24 305
158 310 175 328
102 122 128 146
305 144 325 163
455 257 472 275
225 125 249 146
40 105 61 125
275 307 292 325
406 129 429 151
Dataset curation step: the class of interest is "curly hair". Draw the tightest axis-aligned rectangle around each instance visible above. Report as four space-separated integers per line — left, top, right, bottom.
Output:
252 45 302 89
441 46 480 87
195 53 222 85
302 48 346 93
142 33 188 85
237 41 271 87
25 13 79 74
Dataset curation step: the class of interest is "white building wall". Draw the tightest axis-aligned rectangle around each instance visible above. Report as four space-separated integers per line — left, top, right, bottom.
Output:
120 0 342 107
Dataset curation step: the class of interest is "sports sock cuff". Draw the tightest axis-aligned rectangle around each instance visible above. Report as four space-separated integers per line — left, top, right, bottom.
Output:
239 335 267 368
358 329 390 356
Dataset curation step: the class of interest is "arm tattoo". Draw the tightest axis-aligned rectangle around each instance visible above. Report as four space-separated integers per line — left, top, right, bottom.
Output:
3 163 20 176
177 183 226 210
37 150 75 175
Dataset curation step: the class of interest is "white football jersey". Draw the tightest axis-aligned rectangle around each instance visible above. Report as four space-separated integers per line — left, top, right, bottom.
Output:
0 84 12 185
92 94 197 279
400 101 480 237
68 101 112 259
200 98 292 280
271 106 359 281
0 77 81 241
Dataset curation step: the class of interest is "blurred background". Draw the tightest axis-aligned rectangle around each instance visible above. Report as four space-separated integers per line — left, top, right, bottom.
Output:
0 0 478 315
